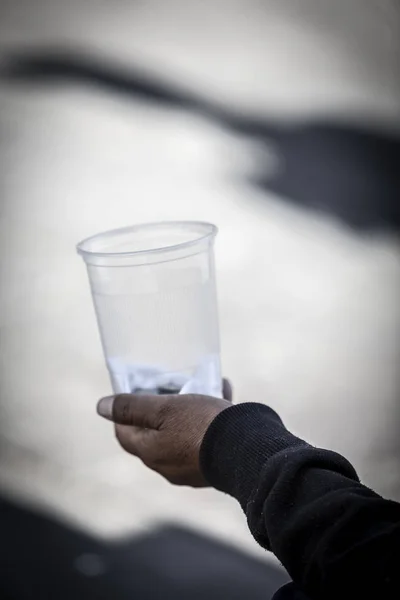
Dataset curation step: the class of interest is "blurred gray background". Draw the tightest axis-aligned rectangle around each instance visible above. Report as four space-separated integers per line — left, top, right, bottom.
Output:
0 0 400 586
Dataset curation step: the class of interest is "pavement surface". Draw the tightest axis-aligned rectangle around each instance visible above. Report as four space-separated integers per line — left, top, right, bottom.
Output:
1 0 400 568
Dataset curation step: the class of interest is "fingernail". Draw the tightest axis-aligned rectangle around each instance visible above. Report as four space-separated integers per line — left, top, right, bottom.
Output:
97 396 114 420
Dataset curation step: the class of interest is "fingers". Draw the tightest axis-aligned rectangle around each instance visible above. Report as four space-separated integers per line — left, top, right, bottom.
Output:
97 377 233 426
97 393 168 428
222 378 233 402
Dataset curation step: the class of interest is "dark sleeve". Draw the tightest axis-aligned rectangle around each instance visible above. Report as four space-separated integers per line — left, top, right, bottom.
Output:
200 403 400 600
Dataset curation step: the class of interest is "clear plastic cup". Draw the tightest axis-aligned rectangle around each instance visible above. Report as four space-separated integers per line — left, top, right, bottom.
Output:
77 221 222 398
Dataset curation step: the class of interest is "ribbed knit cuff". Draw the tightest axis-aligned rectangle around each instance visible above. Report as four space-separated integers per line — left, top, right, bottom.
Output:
200 403 309 508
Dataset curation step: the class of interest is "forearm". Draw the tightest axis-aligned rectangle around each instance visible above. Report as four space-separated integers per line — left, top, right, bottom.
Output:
200 403 400 599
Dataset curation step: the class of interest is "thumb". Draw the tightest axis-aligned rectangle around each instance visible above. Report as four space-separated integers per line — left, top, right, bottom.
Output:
97 393 167 428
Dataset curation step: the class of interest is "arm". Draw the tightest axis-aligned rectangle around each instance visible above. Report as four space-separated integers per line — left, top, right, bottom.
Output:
200 403 400 599
96 392 400 599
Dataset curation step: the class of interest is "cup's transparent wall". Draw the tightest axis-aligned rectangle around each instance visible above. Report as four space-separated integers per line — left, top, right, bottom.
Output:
78 223 222 398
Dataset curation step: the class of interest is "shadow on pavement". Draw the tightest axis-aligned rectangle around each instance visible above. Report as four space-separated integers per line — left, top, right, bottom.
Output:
2 48 400 232
0 495 289 599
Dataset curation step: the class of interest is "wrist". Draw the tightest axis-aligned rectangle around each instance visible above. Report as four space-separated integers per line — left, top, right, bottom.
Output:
200 403 308 506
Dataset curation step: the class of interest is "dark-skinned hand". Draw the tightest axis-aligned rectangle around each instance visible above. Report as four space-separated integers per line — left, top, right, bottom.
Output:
96 379 232 487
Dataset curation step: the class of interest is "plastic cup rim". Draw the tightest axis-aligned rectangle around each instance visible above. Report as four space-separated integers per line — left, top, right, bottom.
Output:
76 220 218 260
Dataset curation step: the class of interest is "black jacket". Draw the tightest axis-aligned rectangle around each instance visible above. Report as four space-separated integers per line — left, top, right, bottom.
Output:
200 403 399 599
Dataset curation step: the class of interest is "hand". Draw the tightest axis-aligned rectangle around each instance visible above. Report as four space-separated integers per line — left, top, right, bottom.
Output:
96 379 232 487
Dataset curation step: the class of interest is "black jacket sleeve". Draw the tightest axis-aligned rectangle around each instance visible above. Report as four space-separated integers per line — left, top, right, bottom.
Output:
200 403 400 599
